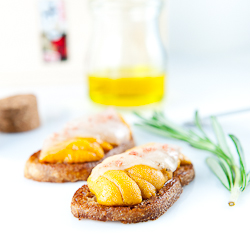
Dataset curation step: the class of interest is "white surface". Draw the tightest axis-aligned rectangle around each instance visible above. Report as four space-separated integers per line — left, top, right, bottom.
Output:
0 59 250 250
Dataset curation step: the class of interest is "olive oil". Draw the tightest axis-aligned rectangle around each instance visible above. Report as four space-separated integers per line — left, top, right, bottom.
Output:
88 67 165 106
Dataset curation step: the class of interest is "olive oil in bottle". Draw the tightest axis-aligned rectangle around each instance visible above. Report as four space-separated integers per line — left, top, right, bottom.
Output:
88 67 165 106
87 0 167 106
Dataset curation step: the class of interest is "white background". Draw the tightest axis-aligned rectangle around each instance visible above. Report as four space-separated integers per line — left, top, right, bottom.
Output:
0 0 250 85
0 0 250 249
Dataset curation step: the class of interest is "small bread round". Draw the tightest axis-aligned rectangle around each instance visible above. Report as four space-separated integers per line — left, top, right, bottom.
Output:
24 139 135 183
0 94 40 133
71 164 195 224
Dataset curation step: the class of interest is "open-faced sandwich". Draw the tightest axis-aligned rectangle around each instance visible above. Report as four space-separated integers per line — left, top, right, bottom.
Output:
71 143 195 223
24 108 134 182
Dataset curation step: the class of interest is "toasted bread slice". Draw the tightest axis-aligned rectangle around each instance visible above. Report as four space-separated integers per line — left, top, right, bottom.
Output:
71 164 195 223
24 139 135 183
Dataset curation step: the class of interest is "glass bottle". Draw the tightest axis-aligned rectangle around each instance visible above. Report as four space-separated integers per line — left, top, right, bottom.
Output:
87 0 166 106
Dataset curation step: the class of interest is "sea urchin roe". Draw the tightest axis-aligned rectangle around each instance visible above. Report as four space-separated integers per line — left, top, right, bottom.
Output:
39 138 114 163
90 143 180 182
87 143 180 206
39 108 131 163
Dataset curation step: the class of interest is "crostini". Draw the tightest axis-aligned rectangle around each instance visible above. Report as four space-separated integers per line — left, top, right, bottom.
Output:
71 143 195 223
24 108 134 182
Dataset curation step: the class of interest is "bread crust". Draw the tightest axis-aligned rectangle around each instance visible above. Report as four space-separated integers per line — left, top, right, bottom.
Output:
24 139 135 183
173 164 195 186
71 164 195 224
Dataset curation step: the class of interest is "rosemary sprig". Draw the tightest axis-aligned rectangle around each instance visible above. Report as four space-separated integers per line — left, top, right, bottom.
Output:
134 110 249 206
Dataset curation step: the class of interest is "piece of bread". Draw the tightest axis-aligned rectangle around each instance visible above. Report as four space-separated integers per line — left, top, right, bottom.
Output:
24 139 135 183
71 164 195 224
0 94 40 133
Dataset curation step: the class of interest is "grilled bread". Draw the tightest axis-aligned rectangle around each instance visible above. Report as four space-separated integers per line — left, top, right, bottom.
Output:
71 164 194 223
24 108 134 182
71 143 195 223
24 140 134 183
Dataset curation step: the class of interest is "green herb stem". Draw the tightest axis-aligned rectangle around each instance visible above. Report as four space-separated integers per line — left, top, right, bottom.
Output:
134 111 249 206
229 186 241 206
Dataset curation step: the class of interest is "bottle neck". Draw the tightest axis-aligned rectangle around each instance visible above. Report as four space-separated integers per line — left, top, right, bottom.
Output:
90 0 163 19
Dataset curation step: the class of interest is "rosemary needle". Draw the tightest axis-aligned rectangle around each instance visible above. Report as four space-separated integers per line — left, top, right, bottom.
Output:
134 110 249 206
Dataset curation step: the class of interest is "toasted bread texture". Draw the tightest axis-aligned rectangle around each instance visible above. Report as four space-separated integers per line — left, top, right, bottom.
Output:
71 164 195 223
24 139 135 183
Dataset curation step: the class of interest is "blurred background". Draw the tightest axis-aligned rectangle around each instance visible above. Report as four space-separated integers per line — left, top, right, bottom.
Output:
0 0 250 118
